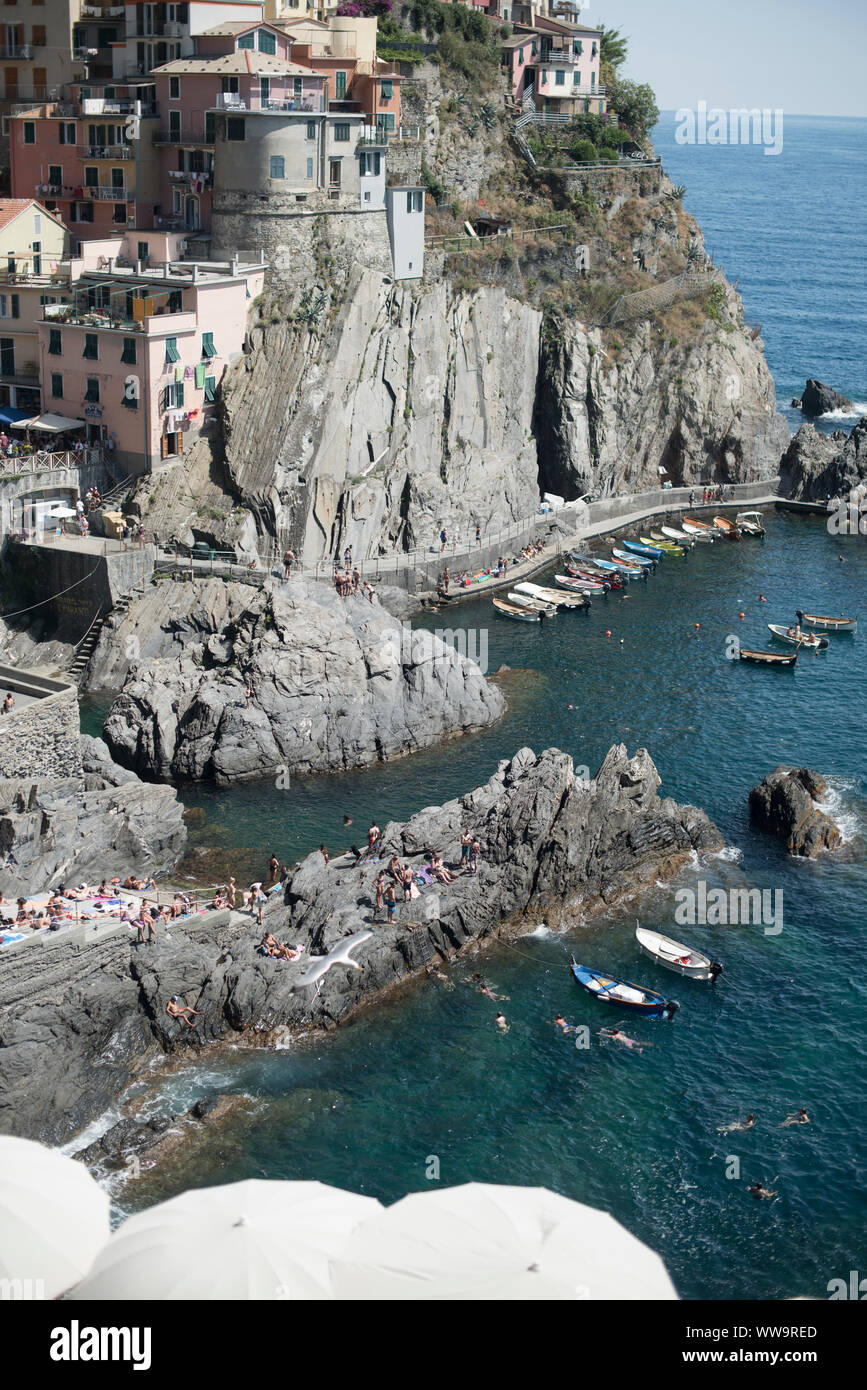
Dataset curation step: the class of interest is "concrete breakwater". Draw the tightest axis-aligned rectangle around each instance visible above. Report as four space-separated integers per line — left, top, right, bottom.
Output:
0 743 722 1147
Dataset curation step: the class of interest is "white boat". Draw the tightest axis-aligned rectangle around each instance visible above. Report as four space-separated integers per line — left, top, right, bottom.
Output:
555 573 603 595
767 623 827 650
493 597 540 622
508 591 558 616
795 609 857 634
661 525 694 544
514 582 587 609
736 511 765 536
682 518 715 536
635 925 723 981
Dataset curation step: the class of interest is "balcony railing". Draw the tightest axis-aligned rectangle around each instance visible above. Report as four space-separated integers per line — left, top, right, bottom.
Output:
358 123 421 145
155 128 215 146
78 144 136 159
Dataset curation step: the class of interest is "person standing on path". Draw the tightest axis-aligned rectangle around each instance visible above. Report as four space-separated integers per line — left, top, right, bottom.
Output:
283 547 295 579
475 524 481 545
440 527 447 553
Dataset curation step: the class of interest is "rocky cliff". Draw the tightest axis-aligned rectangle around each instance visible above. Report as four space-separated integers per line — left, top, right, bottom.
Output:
101 577 503 784
780 417 867 503
0 743 723 1144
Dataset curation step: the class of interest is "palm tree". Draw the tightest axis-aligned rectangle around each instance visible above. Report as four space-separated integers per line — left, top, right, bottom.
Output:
599 24 628 88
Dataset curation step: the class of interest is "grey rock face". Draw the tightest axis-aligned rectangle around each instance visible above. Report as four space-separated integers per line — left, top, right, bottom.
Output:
1 742 722 1146
800 379 853 417
781 418 867 503
102 579 504 784
748 765 842 857
0 736 187 896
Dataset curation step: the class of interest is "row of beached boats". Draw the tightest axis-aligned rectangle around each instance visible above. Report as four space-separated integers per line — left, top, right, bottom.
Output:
570 925 726 1020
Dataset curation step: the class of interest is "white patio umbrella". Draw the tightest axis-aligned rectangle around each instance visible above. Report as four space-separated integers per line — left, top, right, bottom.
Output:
0 1135 110 1299
330 1183 678 1300
45 507 78 519
70 1179 381 1301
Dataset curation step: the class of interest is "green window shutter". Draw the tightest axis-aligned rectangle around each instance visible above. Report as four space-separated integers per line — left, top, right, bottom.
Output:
204 376 216 403
194 362 205 389
176 382 184 408
381 80 393 101
165 336 180 363
85 377 99 403
238 33 254 49
122 388 137 409
51 373 62 397
11 295 18 319
121 337 137 364
201 332 216 359
258 29 276 55
83 333 98 359
49 328 62 355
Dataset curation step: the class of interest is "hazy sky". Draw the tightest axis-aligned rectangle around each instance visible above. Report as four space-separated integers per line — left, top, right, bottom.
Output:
584 0 867 118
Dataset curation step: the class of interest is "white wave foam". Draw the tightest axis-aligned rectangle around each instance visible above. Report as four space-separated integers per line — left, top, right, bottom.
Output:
819 401 867 420
714 845 744 863
525 923 551 938
814 779 862 844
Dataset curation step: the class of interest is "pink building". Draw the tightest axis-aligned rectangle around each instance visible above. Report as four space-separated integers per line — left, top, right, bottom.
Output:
35 230 265 473
501 17 607 116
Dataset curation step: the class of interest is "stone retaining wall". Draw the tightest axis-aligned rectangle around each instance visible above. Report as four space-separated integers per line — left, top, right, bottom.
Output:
0 683 82 779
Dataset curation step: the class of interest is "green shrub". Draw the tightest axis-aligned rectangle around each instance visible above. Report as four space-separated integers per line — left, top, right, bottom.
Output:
570 138 598 164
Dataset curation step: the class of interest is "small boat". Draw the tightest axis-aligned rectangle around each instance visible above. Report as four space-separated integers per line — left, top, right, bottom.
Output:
739 646 799 666
570 959 678 1019
636 926 723 982
640 536 685 556
795 610 857 635
768 624 828 650
736 511 765 536
682 517 715 535
514 582 587 609
574 565 623 590
564 564 609 593
623 540 663 560
660 526 695 544
555 573 603 595
493 597 541 622
612 548 653 571
508 591 557 616
713 516 740 539
650 528 692 549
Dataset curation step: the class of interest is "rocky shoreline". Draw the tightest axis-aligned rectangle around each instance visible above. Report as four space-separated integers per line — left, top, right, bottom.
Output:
0 743 722 1147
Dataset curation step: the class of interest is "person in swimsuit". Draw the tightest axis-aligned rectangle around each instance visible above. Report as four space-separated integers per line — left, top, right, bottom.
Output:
717 1113 755 1133
748 1179 777 1200
599 1027 646 1053
780 1107 809 1127
373 871 386 920
166 996 200 1027
495 1012 509 1032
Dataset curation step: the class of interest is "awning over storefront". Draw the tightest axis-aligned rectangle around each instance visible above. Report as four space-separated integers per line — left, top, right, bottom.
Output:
10 413 87 433
0 406 34 426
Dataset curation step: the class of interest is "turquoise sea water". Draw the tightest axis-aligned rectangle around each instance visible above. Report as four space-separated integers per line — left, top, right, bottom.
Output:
81 119 867 1299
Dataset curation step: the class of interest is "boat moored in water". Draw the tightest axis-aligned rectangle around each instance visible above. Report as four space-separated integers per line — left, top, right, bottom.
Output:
623 540 664 560
736 511 765 536
612 548 653 571
507 591 558 616
514 582 588 609
640 536 685 555
796 610 857 634
660 526 695 544
555 573 603 595
635 926 724 982
713 515 740 538
493 597 542 622
682 517 715 535
570 959 679 1018
739 646 799 665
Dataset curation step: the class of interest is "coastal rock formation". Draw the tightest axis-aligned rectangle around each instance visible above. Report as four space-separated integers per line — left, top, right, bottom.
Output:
748 765 842 857
780 417 867 504
0 743 722 1145
102 578 503 784
799 379 853 418
0 736 187 896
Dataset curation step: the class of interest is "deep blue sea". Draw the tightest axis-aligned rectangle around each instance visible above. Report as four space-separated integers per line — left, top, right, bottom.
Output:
79 118 867 1300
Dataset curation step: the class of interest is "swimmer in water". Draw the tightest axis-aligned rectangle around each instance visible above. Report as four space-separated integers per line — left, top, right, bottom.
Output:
780 1107 809 1127
473 974 508 1002
717 1113 755 1133
748 1179 777 1200
553 1014 574 1034
599 1027 646 1053
495 1012 509 1032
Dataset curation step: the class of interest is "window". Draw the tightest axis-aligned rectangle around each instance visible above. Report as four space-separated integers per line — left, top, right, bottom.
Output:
269 155 284 179
164 336 180 364
380 80 393 102
406 189 423 213
329 159 341 188
306 120 316 140
48 327 61 355
201 331 216 359
0 294 19 318
169 109 180 138
122 382 138 409
555 70 565 87
259 75 270 102
48 163 61 187
221 76 239 94
73 203 94 222
137 241 148 263
58 121 75 144
83 333 98 360
113 203 126 223
162 381 183 409
205 110 215 143
333 122 350 142
111 167 124 189
84 377 100 403
161 431 182 459
203 375 216 402
293 77 303 99
169 75 180 99
335 71 346 100
378 113 395 132
23 121 35 144
238 32 254 50
121 337 137 364
575 41 583 56
591 72 595 89
226 117 245 142
31 240 40 275
51 372 62 397
84 166 98 188
258 29 276 55
573 71 580 85
306 156 313 179
360 151 381 176
0 339 14 377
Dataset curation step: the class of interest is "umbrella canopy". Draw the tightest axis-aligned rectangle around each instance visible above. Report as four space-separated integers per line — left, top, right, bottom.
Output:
330 1183 678 1300
0 1135 110 1299
46 506 78 519
70 1179 381 1301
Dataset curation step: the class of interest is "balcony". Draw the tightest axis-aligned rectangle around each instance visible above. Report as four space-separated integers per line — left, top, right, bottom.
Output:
357 124 421 146
155 128 215 147
78 144 136 159
1 46 35 62
77 186 135 200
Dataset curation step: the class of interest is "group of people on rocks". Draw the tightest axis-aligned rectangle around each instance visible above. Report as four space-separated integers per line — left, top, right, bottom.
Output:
366 828 481 923
688 484 734 505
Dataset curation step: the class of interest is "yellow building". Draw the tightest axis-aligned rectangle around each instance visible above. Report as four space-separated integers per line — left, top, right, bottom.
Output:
0 198 70 419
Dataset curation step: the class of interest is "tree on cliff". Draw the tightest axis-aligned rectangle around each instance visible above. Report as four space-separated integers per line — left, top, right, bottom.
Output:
608 79 659 141
599 24 628 88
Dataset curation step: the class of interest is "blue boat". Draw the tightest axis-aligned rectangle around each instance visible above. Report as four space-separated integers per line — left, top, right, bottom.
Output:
570 958 679 1018
611 548 654 571
622 540 664 560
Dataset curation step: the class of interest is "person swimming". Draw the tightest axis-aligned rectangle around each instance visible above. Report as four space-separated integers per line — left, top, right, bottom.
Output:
717 1113 756 1133
780 1107 809 1127
748 1179 777 1200
553 1014 574 1034
599 1027 646 1053
495 1012 509 1032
